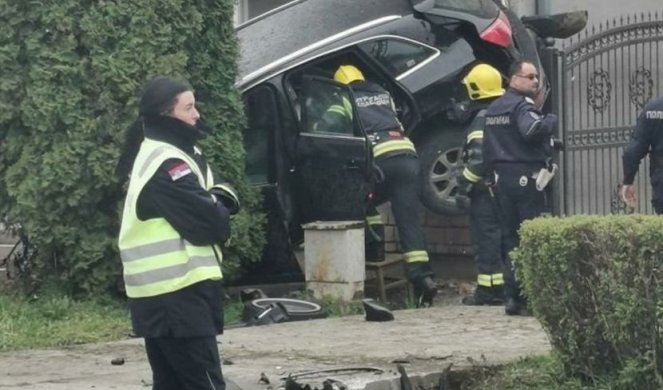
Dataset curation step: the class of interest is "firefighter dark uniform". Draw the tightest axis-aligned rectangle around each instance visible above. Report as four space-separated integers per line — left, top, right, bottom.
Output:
622 97 663 213
456 64 506 306
458 109 504 305
118 77 238 390
331 65 436 306
482 88 557 315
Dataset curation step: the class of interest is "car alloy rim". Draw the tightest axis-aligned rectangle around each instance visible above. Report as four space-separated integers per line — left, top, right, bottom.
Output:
429 146 463 202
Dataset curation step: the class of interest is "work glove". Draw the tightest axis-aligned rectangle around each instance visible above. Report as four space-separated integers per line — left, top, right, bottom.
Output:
210 183 240 215
456 193 471 210
541 113 558 134
455 177 472 210
535 163 558 191
551 136 564 151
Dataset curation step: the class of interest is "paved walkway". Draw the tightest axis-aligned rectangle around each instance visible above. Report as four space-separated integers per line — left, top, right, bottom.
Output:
0 305 550 389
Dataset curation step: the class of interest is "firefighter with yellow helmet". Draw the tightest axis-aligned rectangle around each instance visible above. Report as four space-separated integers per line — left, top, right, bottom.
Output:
328 64 437 306
456 63 506 306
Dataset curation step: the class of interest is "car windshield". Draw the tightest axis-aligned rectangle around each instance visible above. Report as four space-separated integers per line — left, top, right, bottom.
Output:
433 0 498 19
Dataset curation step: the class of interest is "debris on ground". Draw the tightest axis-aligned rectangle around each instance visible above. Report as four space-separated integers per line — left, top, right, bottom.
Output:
362 299 394 322
259 372 270 384
110 357 125 366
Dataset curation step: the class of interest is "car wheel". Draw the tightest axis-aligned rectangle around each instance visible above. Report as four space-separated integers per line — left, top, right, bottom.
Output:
417 129 466 215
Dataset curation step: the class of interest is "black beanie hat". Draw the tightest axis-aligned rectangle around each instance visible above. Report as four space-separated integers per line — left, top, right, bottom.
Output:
138 76 191 117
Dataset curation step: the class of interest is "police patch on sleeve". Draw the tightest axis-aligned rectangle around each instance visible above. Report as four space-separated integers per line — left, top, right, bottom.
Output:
167 162 192 181
529 111 541 120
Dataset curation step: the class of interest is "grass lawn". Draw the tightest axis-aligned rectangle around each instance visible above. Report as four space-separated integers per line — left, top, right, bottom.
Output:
462 355 611 390
0 291 131 351
0 290 246 352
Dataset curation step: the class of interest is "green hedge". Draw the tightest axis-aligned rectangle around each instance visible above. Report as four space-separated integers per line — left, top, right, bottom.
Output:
513 216 663 389
0 0 264 295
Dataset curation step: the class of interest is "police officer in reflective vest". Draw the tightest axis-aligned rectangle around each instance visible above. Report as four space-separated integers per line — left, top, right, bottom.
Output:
330 65 437 306
117 77 239 390
482 60 557 316
622 97 663 211
456 64 505 306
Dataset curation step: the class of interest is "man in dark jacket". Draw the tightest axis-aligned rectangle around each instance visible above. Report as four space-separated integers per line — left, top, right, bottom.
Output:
456 64 505 306
482 60 558 315
118 77 239 390
325 65 437 307
622 97 663 211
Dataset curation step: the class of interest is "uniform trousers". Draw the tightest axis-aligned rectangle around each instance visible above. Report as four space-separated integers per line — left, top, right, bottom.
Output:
145 336 225 390
495 168 548 301
469 186 503 283
374 154 425 253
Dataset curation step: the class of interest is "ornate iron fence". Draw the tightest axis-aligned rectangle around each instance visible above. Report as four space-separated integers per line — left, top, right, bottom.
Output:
543 12 663 215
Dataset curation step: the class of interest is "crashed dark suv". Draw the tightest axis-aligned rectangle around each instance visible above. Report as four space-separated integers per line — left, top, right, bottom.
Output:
236 0 579 278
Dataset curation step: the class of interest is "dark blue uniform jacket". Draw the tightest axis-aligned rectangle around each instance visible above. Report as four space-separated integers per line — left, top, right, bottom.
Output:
482 89 556 175
623 97 663 185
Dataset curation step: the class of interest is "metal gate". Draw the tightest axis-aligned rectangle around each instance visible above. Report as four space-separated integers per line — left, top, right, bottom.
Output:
543 12 663 215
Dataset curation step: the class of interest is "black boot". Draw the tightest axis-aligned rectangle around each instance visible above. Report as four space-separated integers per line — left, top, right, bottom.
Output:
365 240 385 262
407 263 437 308
462 286 503 306
365 220 385 262
414 276 437 308
504 297 521 315
505 296 531 316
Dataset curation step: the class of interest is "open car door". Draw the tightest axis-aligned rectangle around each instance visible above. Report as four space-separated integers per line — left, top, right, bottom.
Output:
295 76 373 223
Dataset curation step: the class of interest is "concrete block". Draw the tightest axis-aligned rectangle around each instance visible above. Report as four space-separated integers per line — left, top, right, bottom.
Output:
306 281 364 301
302 221 365 301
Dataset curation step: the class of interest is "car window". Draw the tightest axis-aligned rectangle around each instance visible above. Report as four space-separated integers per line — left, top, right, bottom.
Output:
358 38 437 79
242 85 276 185
432 0 498 18
301 79 356 136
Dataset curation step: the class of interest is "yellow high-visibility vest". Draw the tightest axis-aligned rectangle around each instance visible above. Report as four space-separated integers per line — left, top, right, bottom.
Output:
119 138 222 298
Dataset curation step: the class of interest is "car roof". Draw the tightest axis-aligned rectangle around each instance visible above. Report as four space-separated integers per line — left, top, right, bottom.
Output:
235 0 415 91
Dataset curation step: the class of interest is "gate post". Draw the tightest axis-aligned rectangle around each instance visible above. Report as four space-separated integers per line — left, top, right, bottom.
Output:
539 38 564 216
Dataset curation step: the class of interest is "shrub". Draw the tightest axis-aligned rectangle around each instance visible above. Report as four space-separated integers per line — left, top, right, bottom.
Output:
513 215 663 389
0 0 264 295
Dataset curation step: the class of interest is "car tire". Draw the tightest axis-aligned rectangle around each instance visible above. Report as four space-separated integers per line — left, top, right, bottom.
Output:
246 298 328 321
417 128 467 215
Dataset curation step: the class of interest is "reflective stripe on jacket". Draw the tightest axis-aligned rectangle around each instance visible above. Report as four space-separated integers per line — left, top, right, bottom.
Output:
462 109 488 183
119 138 222 298
351 81 416 159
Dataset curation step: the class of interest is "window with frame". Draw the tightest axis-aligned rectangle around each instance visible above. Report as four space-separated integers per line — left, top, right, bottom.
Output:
242 85 276 185
358 38 437 78
301 79 356 136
